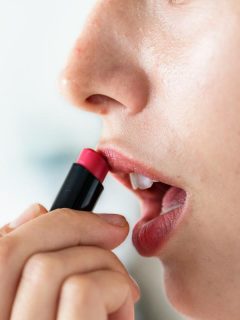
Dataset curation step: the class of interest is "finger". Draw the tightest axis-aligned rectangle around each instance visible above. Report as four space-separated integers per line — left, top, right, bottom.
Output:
109 292 135 320
11 246 140 320
0 209 129 320
0 203 47 237
57 271 135 320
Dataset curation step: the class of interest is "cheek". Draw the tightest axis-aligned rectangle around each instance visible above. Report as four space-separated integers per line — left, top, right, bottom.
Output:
152 11 240 319
160 15 240 192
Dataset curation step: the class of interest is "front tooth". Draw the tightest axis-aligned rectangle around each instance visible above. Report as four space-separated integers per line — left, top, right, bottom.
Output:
129 173 139 190
160 203 183 215
129 173 155 190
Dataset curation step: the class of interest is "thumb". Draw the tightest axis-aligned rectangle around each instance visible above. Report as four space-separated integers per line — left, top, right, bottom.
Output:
97 213 130 249
0 203 48 237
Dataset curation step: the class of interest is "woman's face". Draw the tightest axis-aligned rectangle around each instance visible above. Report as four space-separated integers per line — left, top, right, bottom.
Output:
62 1 240 319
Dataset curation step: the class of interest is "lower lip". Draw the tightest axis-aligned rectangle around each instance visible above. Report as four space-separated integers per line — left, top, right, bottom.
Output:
132 187 188 257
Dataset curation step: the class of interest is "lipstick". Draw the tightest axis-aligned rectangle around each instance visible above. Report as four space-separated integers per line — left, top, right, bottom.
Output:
50 148 109 211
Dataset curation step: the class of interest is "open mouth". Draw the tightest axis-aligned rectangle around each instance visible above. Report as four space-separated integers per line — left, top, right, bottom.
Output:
111 171 186 220
98 147 188 256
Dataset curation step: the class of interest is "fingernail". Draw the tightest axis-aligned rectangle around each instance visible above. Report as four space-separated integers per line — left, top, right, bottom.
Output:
9 204 41 229
98 214 128 227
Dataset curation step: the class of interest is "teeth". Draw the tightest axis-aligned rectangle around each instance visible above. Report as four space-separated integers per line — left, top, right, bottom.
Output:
129 173 157 190
160 203 183 215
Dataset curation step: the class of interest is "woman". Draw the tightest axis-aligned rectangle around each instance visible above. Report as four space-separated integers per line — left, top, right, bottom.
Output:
1 1 240 319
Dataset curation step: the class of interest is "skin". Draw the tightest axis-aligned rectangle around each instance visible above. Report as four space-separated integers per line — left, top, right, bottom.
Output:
2 0 240 319
0 204 139 319
62 0 240 319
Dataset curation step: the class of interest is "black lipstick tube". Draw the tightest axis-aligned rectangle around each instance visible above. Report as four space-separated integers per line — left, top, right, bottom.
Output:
50 149 109 212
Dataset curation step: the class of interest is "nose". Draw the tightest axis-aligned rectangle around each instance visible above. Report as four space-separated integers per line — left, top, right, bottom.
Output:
61 1 149 116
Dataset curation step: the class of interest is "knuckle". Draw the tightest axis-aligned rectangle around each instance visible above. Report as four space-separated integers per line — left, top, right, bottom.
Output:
62 275 99 302
50 208 77 223
105 250 128 273
23 253 58 283
51 208 74 217
51 208 91 220
106 250 121 264
118 272 140 302
84 246 124 271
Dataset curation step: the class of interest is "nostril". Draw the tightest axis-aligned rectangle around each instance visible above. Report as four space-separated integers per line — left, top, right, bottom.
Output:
84 94 123 115
86 94 121 105
86 94 112 105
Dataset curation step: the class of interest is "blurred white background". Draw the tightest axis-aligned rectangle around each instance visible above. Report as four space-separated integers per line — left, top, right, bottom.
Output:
0 1 184 319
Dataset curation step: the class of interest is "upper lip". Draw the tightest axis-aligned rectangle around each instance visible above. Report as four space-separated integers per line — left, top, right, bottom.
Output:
97 145 185 218
97 146 179 189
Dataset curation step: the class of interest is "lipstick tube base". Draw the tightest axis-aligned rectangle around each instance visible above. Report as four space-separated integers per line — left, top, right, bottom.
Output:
50 163 104 211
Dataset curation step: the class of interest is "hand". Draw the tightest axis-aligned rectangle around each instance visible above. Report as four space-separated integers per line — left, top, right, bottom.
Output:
0 204 140 320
